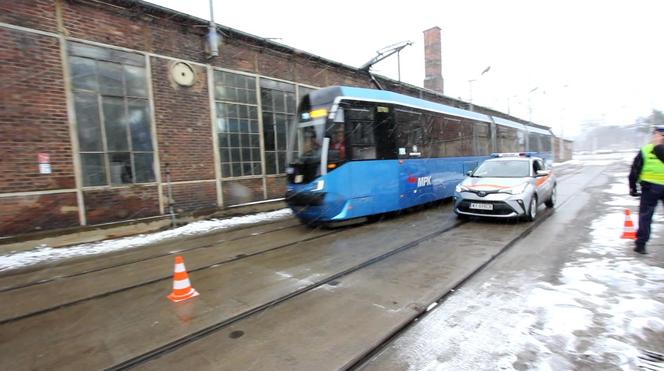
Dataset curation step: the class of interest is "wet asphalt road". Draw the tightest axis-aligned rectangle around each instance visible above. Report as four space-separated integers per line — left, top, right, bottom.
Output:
2 156 659 370
358 156 664 370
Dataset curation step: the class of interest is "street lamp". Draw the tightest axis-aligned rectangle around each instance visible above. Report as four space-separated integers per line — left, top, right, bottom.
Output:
527 86 539 122
507 93 520 115
468 65 491 111
558 84 570 159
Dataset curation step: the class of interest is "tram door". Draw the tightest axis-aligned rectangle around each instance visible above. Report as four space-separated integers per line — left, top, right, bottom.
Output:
396 109 432 209
345 106 378 212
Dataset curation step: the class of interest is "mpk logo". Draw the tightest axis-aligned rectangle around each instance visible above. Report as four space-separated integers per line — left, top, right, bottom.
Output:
417 176 432 187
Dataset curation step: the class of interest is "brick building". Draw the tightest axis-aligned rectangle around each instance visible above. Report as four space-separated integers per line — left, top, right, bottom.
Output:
0 0 553 237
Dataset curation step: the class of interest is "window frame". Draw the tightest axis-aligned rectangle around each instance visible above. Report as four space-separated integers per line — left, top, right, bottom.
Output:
213 70 262 179
260 78 297 175
68 42 155 188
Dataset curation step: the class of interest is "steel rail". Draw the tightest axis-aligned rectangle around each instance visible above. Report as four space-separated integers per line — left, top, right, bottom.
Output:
106 219 465 370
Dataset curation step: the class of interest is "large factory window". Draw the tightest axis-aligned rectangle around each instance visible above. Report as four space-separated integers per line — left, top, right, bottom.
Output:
213 71 261 178
260 78 296 175
68 42 154 187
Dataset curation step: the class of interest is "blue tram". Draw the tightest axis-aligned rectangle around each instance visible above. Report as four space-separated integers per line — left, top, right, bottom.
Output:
285 86 552 225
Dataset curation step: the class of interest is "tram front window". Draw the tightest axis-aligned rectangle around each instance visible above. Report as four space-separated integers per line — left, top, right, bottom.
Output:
288 117 347 184
294 122 346 163
295 121 325 162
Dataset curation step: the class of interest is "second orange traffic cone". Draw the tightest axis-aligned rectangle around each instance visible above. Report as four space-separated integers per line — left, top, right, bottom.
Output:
167 256 199 303
621 209 637 240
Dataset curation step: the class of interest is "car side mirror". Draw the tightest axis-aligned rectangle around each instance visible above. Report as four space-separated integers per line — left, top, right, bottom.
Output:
536 170 550 177
466 170 473 176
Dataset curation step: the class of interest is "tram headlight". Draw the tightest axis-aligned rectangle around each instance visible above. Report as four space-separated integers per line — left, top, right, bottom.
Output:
312 180 325 191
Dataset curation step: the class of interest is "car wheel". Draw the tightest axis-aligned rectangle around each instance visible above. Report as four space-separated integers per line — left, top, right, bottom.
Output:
545 185 556 208
525 196 537 222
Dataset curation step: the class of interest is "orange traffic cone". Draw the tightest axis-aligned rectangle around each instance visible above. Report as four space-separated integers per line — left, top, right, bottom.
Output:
167 256 199 303
620 209 637 240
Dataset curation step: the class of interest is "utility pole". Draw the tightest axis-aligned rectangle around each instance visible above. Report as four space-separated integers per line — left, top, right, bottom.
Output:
527 86 538 122
468 66 490 111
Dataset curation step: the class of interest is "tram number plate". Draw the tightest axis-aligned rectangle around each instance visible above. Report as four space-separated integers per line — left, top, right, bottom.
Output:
294 175 303 183
470 202 493 210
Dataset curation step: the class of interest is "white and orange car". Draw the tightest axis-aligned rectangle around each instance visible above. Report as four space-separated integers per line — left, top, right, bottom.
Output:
453 153 556 221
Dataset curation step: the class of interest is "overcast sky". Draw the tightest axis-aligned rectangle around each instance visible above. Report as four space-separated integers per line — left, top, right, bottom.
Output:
148 0 664 138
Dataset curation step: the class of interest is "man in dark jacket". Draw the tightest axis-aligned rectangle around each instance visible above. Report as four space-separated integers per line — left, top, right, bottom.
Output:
628 125 664 254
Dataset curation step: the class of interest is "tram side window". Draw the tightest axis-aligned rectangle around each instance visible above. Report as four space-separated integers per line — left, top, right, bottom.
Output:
440 118 461 156
497 125 520 153
420 113 435 157
427 113 445 158
460 120 474 155
347 107 376 160
374 105 396 160
442 118 473 156
528 132 542 152
420 112 444 158
395 109 424 158
473 121 491 155
540 133 552 152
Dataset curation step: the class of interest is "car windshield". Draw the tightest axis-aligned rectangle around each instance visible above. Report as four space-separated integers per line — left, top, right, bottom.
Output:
473 160 530 177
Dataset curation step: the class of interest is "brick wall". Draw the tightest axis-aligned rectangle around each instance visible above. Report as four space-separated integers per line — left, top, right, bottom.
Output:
256 49 294 81
84 186 159 225
0 192 79 236
151 57 215 182
168 182 217 215
61 0 150 55
265 176 287 200
0 28 73 193
2 0 499 236
222 178 264 206
0 0 57 33
213 39 257 73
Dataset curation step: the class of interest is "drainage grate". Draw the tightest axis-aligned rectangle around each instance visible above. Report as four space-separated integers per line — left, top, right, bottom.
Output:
639 349 664 370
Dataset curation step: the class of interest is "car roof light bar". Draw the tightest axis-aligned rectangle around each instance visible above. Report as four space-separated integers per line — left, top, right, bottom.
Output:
490 152 536 158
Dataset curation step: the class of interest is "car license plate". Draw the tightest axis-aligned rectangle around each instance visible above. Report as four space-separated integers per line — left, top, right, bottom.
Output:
470 202 493 210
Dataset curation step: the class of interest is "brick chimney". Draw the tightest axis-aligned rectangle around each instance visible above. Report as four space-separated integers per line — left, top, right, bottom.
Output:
423 26 444 94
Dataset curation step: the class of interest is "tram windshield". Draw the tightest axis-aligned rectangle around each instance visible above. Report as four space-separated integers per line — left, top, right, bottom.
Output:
287 89 347 170
286 101 347 184
289 117 346 165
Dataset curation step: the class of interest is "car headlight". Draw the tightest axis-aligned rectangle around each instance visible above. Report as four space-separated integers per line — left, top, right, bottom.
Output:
498 183 528 195
455 184 469 193
312 180 325 191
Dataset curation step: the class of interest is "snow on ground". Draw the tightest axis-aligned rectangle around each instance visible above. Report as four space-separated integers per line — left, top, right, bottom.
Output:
0 208 292 272
384 164 663 371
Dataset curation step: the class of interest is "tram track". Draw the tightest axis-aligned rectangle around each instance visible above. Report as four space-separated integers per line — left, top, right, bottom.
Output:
0 201 453 329
106 218 466 370
0 202 464 371
0 223 341 325
0 165 584 328
0 219 300 292
0 162 580 295
346 163 607 370
113 164 592 370
345 210 554 370
2 175 600 371
0 160 591 369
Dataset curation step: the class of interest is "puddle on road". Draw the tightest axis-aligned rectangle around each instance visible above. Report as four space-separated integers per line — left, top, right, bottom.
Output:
229 330 245 339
